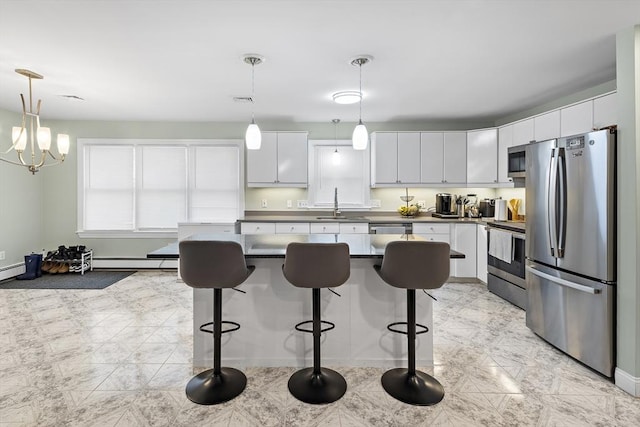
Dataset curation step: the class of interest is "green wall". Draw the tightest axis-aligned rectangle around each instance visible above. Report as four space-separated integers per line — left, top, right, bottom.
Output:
0 109 44 270
615 25 640 385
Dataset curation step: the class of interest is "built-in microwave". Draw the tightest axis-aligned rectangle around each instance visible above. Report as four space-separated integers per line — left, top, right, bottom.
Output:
507 144 527 178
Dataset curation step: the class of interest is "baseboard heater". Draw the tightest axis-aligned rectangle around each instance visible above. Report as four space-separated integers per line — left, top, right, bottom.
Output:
0 263 26 281
92 258 178 270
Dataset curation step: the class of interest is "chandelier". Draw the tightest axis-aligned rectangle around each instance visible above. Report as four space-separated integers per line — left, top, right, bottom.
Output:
1 69 70 174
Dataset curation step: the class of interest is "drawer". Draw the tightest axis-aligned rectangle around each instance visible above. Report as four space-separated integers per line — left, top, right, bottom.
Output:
310 223 340 234
339 223 369 234
275 222 311 234
240 222 276 234
413 223 450 235
416 233 450 244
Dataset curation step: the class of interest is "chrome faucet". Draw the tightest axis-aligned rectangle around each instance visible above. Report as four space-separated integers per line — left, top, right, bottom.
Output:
333 187 341 217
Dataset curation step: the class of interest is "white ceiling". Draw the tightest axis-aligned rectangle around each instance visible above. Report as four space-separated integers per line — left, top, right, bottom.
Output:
0 0 638 125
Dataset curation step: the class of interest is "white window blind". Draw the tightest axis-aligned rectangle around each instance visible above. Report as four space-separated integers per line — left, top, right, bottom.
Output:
84 145 135 230
78 139 243 235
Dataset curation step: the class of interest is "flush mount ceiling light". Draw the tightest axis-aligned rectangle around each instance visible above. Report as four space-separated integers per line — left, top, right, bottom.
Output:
1 69 70 174
243 54 264 150
332 91 361 105
350 56 373 150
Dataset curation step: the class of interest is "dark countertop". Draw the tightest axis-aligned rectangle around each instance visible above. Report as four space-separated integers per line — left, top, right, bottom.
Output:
148 233 465 259
238 213 494 224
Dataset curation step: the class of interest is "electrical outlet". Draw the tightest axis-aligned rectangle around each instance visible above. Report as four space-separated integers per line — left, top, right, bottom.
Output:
371 199 381 208
297 200 308 208
261 199 268 208
286 200 292 208
417 200 426 208
0 251 5 260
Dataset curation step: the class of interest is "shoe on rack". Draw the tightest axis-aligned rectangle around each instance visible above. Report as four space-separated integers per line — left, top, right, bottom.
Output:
57 263 70 274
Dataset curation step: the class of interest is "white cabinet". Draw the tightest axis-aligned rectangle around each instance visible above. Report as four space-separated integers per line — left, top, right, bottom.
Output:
371 132 420 186
467 128 498 185
534 110 560 142
451 223 477 278
240 222 276 234
275 222 310 234
339 223 369 234
497 125 514 184
593 93 617 129
560 101 593 137
513 118 534 145
247 131 308 187
476 224 487 283
413 223 450 242
310 223 340 234
421 132 466 185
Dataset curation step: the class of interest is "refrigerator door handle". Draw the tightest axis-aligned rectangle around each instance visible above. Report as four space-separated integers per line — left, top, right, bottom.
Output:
557 149 566 258
526 266 601 294
547 149 557 257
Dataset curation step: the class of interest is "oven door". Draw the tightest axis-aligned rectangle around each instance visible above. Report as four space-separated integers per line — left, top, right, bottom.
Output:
487 227 526 288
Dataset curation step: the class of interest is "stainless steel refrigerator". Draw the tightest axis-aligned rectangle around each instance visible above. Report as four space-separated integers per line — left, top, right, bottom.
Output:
525 129 616 377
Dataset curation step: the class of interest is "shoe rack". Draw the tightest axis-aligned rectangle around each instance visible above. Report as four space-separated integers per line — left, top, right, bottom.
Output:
42 248 93 275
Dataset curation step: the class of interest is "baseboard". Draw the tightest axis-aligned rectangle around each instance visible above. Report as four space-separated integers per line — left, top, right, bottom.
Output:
0 263 25 281
92 258 178 270
615 367 640 397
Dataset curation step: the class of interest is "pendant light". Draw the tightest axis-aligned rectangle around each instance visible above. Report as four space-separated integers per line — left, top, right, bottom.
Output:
332 119 341 165
351 56 372 150
244 54 264 150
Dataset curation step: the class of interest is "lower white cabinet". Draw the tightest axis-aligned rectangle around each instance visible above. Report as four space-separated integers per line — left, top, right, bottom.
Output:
275 223 310 234
476 224 487 283
413 223 450 242
339 223 369 234
450 223 477 278
240 222 276 234
310 223 340 234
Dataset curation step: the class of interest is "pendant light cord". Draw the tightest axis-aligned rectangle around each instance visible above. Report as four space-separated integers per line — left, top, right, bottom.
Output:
358 62 362 124
251 62 256 122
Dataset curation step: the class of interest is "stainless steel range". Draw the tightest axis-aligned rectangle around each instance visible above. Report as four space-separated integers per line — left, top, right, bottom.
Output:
486 221 526 310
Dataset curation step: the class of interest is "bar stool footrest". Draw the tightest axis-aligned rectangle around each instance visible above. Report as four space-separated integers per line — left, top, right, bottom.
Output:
199 321 241 335
387 321 429 335
295 320 335 334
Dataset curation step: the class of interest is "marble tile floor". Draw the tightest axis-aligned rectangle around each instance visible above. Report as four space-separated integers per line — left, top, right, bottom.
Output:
1 271 638 426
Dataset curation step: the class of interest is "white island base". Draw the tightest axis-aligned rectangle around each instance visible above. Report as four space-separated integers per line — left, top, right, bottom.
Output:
193 258 434 369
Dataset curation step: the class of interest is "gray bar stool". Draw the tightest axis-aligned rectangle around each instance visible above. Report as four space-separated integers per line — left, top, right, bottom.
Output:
283 242 350 404
179 240 255 405
374 240 450 406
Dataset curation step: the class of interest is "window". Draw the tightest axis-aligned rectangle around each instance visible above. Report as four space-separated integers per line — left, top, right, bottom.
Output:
307 140 370 208
78 139 243 237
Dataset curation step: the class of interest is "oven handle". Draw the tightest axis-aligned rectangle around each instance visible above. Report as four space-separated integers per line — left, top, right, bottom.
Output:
485 227 525 241
526 266 600 294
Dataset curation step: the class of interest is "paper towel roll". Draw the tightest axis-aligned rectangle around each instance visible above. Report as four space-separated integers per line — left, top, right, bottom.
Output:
494 199 508 221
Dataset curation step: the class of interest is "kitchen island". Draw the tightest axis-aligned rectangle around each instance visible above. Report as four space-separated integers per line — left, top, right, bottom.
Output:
149 233 463 368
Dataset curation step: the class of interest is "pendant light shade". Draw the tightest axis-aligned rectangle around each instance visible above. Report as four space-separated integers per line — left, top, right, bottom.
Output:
245 120 262 150
350 56 372 150
243 54 264 150
352 120 368 150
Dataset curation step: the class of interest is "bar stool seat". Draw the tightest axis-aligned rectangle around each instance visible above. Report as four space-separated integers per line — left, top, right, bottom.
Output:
179 240 255 405
283 242 350 404
374 240 450 406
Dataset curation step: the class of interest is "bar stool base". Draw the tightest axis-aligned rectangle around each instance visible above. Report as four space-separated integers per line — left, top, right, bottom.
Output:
381 368 444 406
186 367 247 405
288 367 347 404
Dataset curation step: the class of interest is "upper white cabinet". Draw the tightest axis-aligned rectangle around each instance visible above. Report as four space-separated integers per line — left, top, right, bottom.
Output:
512 118 535 146
534 110 560 142
593 93 617 129
420 132 466 185
497 125 514 184
467 128 498 185
247 131 308 187
371 132 420 186
561 101 593 137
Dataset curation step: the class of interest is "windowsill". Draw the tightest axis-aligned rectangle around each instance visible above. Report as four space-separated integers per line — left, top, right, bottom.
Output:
76 230 178 239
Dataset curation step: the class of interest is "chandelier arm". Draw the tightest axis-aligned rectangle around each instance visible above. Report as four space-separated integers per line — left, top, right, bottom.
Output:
34 150 48 169
0 156 27 167
20 93 26 115
40 157 65 168
17 150 27 166
36 99 42 116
